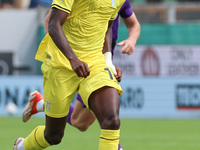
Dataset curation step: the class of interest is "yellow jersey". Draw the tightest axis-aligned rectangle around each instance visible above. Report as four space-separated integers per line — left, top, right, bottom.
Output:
35 0 125 69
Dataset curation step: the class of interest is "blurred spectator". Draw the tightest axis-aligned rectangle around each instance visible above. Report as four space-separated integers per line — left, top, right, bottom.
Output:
13 0 30 8
0 0 30 9
0 0 13 8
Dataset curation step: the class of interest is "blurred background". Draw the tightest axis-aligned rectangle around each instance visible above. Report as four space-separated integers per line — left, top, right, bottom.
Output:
0 0 200 119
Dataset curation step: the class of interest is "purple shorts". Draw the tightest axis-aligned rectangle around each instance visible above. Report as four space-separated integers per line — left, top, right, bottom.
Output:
76 94 86 108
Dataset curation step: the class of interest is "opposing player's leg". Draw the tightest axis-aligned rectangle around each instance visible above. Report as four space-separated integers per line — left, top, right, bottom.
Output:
71 95 96 131
118 142 123 150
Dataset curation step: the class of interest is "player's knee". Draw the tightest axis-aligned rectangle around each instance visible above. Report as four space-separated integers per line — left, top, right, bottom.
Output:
102 115 120 130
75 122 90 132
78 126 88 132
45 131 64 145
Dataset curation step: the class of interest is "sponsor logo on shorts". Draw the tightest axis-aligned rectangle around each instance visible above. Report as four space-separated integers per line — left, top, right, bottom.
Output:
45 99 52 110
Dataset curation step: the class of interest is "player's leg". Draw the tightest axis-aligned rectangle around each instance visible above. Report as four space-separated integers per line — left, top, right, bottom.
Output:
40 74 77 147
79 63 123 150
73 94 123 150
118 142 123 150
22 91 44 122
71 97 96 131
22 91 74 125
22 90 96 131
89 86 121 150
14 63 78 150
44 115 67 145
14 116 67 150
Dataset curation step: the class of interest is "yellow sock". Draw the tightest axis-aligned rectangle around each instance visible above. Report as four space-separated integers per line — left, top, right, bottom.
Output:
99 129 120 150
23 126 50 150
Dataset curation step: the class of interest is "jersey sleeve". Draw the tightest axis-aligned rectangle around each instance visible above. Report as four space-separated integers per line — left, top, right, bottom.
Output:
110 0 126 20
119 0 133 18
51 0 75 13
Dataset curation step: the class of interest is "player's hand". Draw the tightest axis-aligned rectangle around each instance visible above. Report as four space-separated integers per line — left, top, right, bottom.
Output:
117 39 135 55
114 66 122 82
70 59 90 78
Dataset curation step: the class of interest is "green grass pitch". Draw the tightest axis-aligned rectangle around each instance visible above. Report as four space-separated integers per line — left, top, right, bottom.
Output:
0 117 200 150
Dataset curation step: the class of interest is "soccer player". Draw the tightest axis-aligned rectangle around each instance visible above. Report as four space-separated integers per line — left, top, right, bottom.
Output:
20 0 140 150
112 0 140 55
14 0 127 149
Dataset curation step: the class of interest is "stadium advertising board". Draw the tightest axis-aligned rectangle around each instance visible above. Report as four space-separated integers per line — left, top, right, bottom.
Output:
176 85 200 110
0 76 200 118
113 45 200 77
0 76 43 116
120 77 200 119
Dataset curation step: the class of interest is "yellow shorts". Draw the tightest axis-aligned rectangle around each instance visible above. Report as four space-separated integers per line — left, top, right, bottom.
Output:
41 61 123 118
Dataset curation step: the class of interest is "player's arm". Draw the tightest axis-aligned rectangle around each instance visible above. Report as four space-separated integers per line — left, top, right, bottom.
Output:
48 8 90 78
117 12 141 55
102 20 117 75
102 20 113 54
102 21 122 82
44 10 51 35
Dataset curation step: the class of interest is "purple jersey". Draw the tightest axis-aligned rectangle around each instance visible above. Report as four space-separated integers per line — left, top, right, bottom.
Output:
112 0 133 53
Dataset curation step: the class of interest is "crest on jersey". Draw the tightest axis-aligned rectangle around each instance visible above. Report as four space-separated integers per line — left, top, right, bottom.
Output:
111 0 115 6
45 99 52 110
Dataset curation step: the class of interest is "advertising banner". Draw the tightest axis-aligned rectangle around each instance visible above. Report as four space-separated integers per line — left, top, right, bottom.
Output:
0 76 200 119
120 77 200 119
0 76 43 116
113 45 200 77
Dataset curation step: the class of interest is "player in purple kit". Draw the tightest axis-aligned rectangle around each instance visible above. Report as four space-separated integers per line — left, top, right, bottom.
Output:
22 0 140 149
112 0 140 55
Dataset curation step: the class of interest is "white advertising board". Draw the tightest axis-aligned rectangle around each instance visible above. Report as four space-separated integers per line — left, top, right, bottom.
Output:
113 45 200 77
0 76 200 119
0 76 43 116
120 77 200 119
